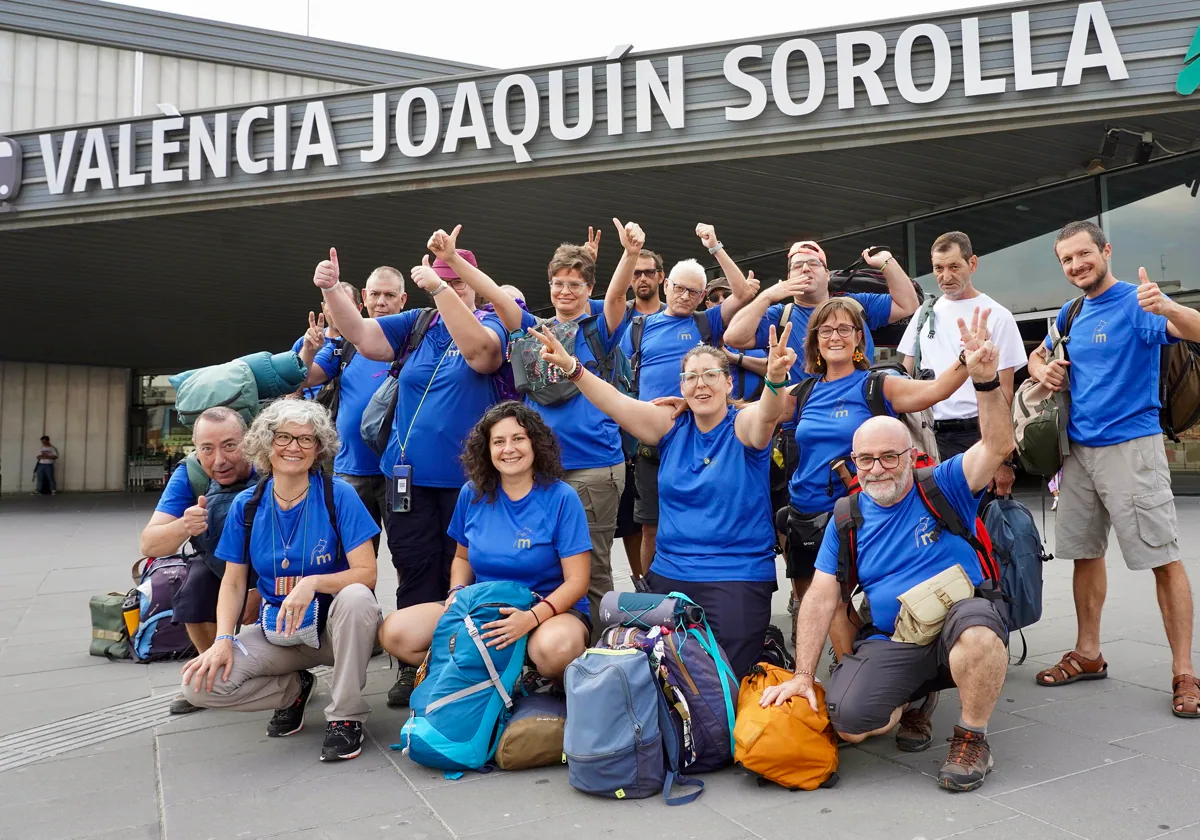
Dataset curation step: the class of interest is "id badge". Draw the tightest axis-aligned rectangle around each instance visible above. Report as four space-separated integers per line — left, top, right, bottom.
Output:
392 464 413 513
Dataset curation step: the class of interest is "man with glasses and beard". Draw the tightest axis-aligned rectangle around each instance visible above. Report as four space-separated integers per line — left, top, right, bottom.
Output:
761 315 1013 793
707 276 769 401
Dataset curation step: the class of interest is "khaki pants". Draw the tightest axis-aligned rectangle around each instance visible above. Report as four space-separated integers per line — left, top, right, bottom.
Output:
182 584 382 722
564 463 625 624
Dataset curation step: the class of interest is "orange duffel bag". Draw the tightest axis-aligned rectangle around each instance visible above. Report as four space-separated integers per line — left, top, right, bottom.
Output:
734 663 839 791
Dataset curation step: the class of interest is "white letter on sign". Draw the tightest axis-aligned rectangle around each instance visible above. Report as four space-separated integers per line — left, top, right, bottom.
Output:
894 24 951 104
837 31 890 109
443 82 492 154
1062 1 1128 86
724 45 766 122
550 67 594 141
151 116 185 183
73 127 115 192
635 56 685 132
292 101 339 170
396 88 441 157
492 74 540 163
1012 11 1058 90
771 39 825 117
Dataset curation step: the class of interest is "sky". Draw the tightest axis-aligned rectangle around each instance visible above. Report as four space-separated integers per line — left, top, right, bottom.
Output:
113 0 1008 69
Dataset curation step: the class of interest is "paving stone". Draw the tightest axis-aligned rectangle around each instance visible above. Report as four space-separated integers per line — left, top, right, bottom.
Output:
932 814 1089 840
0 780 159 840
418 764 597 835
1012 682 1182 743
263 808 452 840
463 801 753 840
1112 724 1200 773
992 755 1200 840
0 742 157 800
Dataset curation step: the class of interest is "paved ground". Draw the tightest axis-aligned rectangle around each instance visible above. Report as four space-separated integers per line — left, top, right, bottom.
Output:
1 491 1199 840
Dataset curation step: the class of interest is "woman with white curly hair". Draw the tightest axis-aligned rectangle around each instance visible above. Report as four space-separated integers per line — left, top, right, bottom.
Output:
181 398 382 763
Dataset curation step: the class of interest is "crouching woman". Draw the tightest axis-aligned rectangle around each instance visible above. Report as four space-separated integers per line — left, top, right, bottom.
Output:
379 402 592 681
181 399 382 762
530 323 795 680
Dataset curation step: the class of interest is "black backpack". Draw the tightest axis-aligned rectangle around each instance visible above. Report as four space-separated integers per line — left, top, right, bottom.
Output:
826 248 924 347
314 339 357 421
360 308 437 458
629 312 713 397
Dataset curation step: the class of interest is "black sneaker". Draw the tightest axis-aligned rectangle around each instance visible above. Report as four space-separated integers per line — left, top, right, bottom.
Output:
386 665 418 708
321 720 364 761
267 670 314 737
938 725 994 792
169 694 204 716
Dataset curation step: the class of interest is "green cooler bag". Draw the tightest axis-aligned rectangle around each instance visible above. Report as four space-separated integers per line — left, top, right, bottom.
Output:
89 592 130 659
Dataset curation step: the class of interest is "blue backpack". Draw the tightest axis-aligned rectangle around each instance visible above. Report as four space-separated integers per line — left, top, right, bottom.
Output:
597 592 738 773
564 647 704 805
984 497 1052 662
399 581 536 772
126 556 196 663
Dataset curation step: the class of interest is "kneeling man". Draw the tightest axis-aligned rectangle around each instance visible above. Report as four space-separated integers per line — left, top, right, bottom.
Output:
763 319 1012 792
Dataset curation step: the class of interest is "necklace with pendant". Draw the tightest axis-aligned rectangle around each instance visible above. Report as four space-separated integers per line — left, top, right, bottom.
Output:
272 483 309 571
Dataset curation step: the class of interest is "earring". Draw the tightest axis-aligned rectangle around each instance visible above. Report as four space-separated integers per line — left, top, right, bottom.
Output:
853 349 866 363
815 357 824 369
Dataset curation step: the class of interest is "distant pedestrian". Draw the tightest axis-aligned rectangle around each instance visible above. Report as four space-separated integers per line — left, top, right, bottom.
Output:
33 436 58 495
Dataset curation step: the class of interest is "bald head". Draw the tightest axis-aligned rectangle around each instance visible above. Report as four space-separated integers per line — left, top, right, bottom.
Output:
854 416 916 506
853 416 913 454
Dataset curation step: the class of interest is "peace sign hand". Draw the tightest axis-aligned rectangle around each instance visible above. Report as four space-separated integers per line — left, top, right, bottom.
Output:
766 322 796 383
428 225 462 262
303 311 326 352
584 226 602 262
529 326 574 373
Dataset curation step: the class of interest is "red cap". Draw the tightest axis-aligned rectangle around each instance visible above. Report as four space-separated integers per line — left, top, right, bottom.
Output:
432 249 477 279
788 240 827 267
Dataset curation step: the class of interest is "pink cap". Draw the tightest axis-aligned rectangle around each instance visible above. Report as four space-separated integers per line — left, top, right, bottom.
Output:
788 240 827 267
432 249 478 280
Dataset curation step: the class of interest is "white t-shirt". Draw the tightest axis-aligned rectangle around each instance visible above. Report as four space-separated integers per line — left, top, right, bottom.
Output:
37 445 58 465
897 292 1027 421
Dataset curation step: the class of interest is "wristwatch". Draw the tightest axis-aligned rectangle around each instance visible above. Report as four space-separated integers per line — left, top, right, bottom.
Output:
430 281 450 297
707 242 724 255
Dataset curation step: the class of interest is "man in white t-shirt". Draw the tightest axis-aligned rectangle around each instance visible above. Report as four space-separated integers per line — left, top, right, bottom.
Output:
33 435 59 495
899 231 1027 495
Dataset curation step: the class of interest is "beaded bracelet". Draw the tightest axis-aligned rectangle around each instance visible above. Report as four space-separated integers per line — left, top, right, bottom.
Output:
566 358 585 383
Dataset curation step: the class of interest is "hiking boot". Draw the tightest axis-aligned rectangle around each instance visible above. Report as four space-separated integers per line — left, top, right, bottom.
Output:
267 670 314 737
320 720 364 761
938 726 994 792
896 692 939 752
168 694 204 716
386 665 418 708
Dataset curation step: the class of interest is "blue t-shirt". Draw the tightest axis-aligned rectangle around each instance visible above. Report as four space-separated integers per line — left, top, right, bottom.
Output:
591 299 666 347
314 343 391 476
215 474 381 607
814 456 984 636
155 463 197 517
292 335 332 400
617 308 727 402
789 370 895 514
449 480 592 614
1045 282 1177 447
653 410 776 582
377 309 509 488
730 348 768 401
518 310 624 470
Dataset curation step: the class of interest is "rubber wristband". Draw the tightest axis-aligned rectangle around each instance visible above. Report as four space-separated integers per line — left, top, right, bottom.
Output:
542 599 559 617
448 584 467 595
530 609 541 627
215 634 236 644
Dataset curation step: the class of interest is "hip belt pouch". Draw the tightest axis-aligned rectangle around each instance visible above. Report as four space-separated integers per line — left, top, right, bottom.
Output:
891 564 973 646
261 592 332 649
787 509 830 552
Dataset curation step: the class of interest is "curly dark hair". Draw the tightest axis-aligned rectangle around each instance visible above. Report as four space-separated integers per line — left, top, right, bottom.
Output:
460 401 564 502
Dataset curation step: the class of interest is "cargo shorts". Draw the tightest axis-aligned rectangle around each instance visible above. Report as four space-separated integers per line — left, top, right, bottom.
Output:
1056 434 1180 571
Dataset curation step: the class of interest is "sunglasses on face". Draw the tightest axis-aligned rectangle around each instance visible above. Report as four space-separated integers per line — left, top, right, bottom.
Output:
707 290 729 304
633 269 661 279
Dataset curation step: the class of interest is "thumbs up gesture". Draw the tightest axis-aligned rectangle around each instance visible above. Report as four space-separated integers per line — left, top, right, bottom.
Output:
182 495 208 536
614 218 645 256
410 255 443 294
1136 266 1172 316
313 248 340 290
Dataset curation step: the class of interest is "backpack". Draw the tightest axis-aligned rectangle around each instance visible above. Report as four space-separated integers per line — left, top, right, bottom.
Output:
360 308 437 457
734 663 839 791
629 311 713 398
984 497 1052 663
564 647 704 804
172 359 260 427
125 556 197 662
507 318 583 406
193 473 258 579
314 339 357 420
595 591 739 774
400 580 536 772
791 363 941 464
1013 297 1082 477
827 248 926 347
494 693 567 771
184 453 210 499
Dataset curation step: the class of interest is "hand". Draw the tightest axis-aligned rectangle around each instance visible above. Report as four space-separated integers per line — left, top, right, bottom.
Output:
766 322 797 382
759 674 819 712
313 248 339 290
769 277 806 303
181 495 208 537
613 218 645 256
992 464 1016 497
650 395 689 420
742 270 761 299
584 226 601 262
530 325 574 373
278 578 316 637
181 638 234 694
956 307 992 356
695 223 718 251
481 607 538 649
411 255 444 294
1137 266 1173 316
428 225 462 262
1039 358 1070 392
302 311 326 353
862 247 893 269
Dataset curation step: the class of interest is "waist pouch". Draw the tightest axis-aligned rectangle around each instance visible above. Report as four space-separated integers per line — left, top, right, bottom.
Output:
891 564 973 646
261 592 332 649
637 443 660 463
786 509 830 552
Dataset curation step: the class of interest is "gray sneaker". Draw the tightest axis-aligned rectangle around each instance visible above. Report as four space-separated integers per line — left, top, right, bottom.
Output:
938 726 994 792
168 695 204 715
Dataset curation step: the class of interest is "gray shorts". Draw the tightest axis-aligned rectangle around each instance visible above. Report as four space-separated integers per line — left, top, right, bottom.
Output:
633 444 660 526
1056 434 1180 571
824 597 1008 736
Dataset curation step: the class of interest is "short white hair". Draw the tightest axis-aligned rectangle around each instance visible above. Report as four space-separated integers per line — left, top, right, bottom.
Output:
668 259 707 287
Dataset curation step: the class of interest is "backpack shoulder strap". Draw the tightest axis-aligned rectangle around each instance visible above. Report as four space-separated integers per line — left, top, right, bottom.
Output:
913 467 999 581
338 339 357 373
184 453 210 499
912 298 936 372
630 314 648 395
581 317 609 372
779 302 794 330
789 377 819 419
408 308 436 354
1058 296 1086 360
692 312 713 345
322 471 343 559
832 493 862 603
241 479 269 565
865 369 889 417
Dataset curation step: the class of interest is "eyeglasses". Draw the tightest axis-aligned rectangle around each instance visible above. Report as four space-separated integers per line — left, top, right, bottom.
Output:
817 324 858 339
633 268 660 279
445 278 467 289
789 258 825 272
550 280 590 293
707 291 729 304
852 451 907 470
680 369 727 388
671 285 704 300
273 432 317 450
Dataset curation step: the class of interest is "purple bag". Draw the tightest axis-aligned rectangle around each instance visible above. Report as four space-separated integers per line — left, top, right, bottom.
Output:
127 556 197 663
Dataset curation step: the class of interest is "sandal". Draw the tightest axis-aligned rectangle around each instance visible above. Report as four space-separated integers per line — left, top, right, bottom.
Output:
1035 651 1108 686
1172 674 1200 718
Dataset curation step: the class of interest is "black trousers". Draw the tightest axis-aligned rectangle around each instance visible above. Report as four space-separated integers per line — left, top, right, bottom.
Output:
385 486 458 610
935 422 994 512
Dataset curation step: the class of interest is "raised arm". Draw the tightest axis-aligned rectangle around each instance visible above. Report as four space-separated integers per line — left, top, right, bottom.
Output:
603 219 645 335
961 339 1013 493
695 223 757 326
531 326 676 445
735 323 795 449
1138 267 1200 341
725 277 798 350
884 308 990 414
297 312 331 388
314 249 394 361
862 247 920 323
410 252 504 375
430 225 525 334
